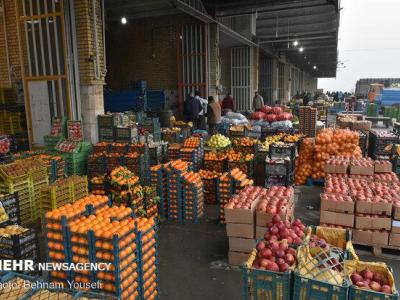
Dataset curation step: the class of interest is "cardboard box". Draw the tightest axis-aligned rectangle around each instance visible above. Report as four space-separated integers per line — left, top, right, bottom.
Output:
320 211 354 227
320 196 354 214
389 233 400 247
349 165 374 176
228 251 251 266
256 226 266 240
355 215 391 230
229 237 256 253
224 199 259 224
356 201 392 215
353 229 389 246
324 163 336 174
324 163 348 174
351 120 372 131
226 223 254 238
392 220 400 234
256 205 294 227
394 206 400 220
374 161 392 173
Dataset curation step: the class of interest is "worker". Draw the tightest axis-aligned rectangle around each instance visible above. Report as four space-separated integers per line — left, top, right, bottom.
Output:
186 93 202 129
252 91 264 112
207 96 221 135
221 92 235 115
195 90 208 130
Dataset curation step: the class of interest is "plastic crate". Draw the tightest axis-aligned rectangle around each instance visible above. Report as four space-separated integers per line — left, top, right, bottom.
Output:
0 227 37 258
44 135 62 151
242 250 292 300
98 127 114 142
265 159 293 176
292 272 349 300
269 143 296 159
114 127 138 143
0 193 20 225
98 114 114 128
0 272 38 298
227 160 254 179
264 173 294 188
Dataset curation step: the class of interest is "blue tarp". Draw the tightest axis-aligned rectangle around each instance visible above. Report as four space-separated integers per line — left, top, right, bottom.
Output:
381 88 400 106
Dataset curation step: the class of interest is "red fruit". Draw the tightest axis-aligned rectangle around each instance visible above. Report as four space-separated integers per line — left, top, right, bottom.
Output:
286 237 293 244
272 215 281 224
293 219 302 226
280 228 290 239
355 281 368 288
269 235 278 242
286 248 296 256
256 241 266 251
380 285 392 294
260 258 269 267
266 262 279 272
270 226 279 235
293 237 302 245
264 233 271 240
279 242 289 251
372 273 383 284
361 268 373 280
275 250 285 258
269 242 279 253
369 281 381 292
276 258 285 265
285 253 295 266
279 262 289 272
351 273 363 284
261 248 273 259
267 222 274 228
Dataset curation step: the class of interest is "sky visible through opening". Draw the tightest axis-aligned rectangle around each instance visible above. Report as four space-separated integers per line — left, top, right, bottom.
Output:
318 0 400 93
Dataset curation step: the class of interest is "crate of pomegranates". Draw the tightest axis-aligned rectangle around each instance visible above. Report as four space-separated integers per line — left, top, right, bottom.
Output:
242 240 296 300
346 260 398 300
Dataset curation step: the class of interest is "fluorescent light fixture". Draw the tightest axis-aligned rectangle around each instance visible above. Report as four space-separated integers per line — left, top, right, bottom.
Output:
299 47 304 52
121 17 127 24
293 40 298 46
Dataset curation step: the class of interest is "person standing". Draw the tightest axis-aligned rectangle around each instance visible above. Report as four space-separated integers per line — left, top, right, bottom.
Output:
221 92 235 114
186 93 202 129
195 90 208 130
252 91 264 112
207 96 221 135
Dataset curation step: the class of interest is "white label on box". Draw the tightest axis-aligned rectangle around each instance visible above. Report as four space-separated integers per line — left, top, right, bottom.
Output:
392 220 400 228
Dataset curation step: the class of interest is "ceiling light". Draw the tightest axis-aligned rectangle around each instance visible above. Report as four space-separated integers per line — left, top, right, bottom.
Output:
299 47 304 52
308 61 310 64
121 17 127 25
293 40 298 46
313 65 317 69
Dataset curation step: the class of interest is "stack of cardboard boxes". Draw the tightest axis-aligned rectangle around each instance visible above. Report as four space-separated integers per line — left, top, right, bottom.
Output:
225 186 294 265
321 156 400 249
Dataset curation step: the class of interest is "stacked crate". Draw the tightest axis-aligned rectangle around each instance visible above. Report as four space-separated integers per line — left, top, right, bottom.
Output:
30 164 49 221
182 172 205 223
167 143 182 160
0 193 20 225
0 163 33 225
199 170 221 205
167 168 183 222
151 165 168 219
142 117 161 142
98 114 115 142
44 117 66 152
137 218 159 299
299 106 317 137
265 143 296 187
368 130 398 159
0 225 39 275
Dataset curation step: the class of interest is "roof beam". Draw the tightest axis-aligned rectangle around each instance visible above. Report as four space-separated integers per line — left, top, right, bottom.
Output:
259 35 335 44
257 19 337 31
257 29 337 39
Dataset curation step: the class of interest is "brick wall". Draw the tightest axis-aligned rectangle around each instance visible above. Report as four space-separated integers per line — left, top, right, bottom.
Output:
219 47 231 94
0 0 21 88
106 14 199 91
74 0 105 85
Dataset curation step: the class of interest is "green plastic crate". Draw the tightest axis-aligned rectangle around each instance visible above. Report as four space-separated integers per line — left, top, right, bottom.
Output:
292 272 349 300
349 285 398 300
242 250 292 300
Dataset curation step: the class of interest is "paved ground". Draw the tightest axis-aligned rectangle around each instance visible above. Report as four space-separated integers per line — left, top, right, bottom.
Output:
158 185 400 300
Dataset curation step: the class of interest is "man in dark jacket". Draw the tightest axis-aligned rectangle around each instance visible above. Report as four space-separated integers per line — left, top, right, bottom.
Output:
207 96 221 135
186 93 202 129
221 92 235 114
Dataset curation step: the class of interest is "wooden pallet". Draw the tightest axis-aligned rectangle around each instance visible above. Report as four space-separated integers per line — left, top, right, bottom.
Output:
353 241 400 260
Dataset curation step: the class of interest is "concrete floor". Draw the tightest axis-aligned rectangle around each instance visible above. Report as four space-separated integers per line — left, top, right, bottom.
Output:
158 185 400 300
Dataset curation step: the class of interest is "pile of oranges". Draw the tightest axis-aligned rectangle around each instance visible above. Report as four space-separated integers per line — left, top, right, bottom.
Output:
182 172 204 221
295 129 362 185
183 136 201 148
226 150 254 162
232 137 258 147
110 166 139 187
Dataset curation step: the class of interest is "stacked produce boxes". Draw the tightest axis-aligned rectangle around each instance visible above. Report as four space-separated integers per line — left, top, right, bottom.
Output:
97 114 115 142
265 143 296 187
199 170 221 204
322 156 400 250
299 106 317 137
44 117 67 151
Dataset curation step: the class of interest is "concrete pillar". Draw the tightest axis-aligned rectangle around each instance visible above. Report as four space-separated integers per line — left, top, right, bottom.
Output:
208 23 219 99
80 84 104 143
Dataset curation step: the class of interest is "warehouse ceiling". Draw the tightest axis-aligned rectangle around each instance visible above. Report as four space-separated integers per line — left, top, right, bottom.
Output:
203 0 340 77
105 0 340 77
